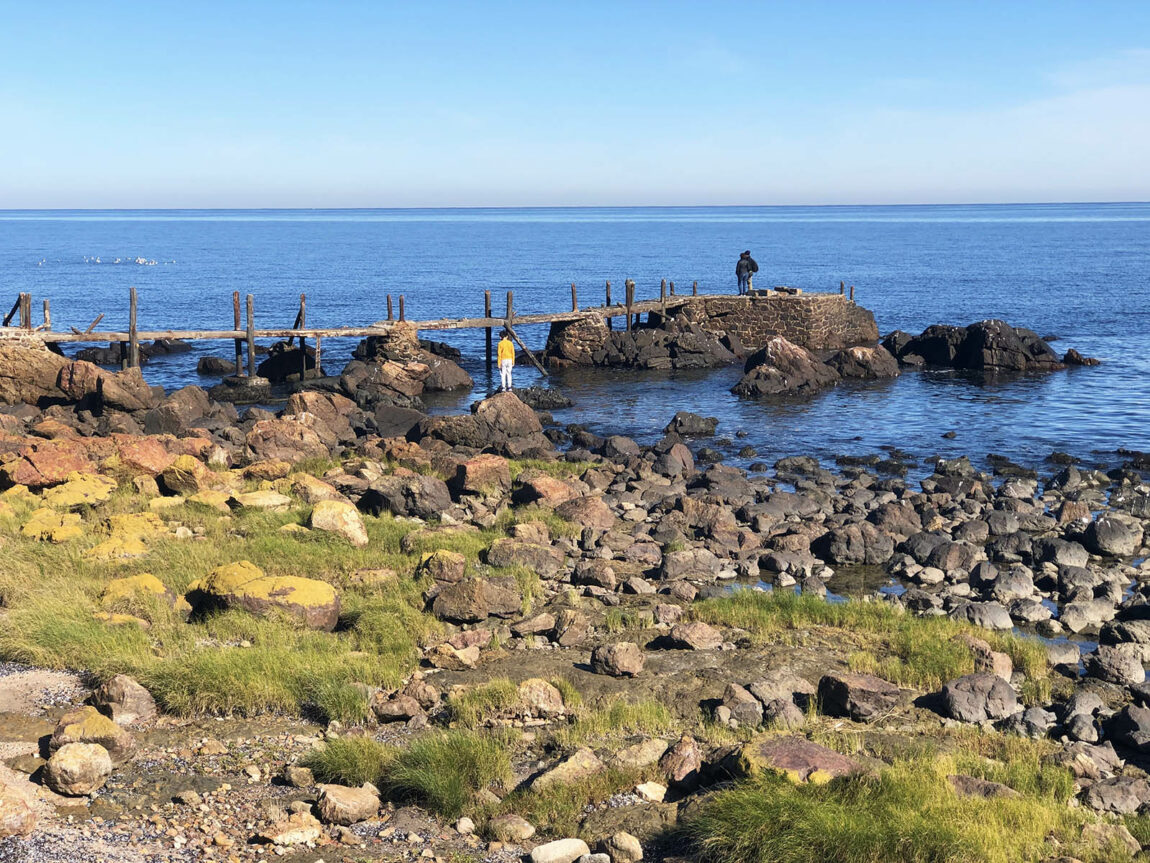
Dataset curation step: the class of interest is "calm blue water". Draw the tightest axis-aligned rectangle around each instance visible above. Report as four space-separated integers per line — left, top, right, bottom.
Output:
1 204 1147 470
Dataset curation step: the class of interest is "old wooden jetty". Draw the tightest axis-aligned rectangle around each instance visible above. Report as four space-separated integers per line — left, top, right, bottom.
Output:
0 277 858 378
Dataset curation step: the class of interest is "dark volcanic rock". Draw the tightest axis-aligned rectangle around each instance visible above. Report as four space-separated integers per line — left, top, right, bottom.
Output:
940 673 1018 722
733 337 841 398
825 346 900 379
817 673 900 721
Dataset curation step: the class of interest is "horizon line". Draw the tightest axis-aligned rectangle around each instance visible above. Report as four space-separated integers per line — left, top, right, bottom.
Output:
1 200 1148 213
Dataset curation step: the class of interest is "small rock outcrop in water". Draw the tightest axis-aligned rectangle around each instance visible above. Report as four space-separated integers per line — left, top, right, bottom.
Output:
884 320 1069 372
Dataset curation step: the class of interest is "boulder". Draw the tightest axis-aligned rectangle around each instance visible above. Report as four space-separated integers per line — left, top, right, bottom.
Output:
825 346 899 379
197 356 237 376
0 341 70 405
669 621 722 650
732 337 841 398
489 813 535 842
316 783 380 825
519 678 565 716
737 735 862 784
43 742 113 796
1084 646 1146 686
49 705 136 765
244 416 332 463
817 673 900 721
91 675 157 725
309 499 369 547
590 642 645 677
431 577 521 623
664 412 717 436
485 538 564 576
359 474 452 520
531 839 591 863
1107 705 1150 752
940 673 1018 722
602 832 644 863
721 683 764 727
257 345 316 382
451 454 512 496
659 735 702 788
0 780 35 837
532 748 606 791
1083 514 1144 558
186 560 340 631
416 550 467 584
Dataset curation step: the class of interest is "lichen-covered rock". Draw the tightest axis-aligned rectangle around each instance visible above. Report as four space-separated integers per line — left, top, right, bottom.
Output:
187 560 340 631
20 507 83 542
735 735 863 784
100 573 171 608
416 549 467 583
49 705 137 765
42 471 118 509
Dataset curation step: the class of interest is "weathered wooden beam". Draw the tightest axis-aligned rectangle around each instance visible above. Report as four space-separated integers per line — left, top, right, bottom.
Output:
505 324 547 377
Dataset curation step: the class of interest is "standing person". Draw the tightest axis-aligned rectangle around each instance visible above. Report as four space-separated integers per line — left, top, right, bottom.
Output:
735 250 759 295
497 330 515 392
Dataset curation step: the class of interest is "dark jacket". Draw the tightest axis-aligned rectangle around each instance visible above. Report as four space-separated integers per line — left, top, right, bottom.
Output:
735 256 759 278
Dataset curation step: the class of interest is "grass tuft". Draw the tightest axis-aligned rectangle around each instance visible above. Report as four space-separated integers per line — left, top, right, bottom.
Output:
445 678 521 728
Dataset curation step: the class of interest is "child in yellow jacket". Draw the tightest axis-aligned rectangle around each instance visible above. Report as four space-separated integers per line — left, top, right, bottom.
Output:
497 331 515 392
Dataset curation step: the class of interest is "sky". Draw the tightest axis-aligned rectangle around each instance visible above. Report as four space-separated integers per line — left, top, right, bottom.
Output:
1 1 1149 208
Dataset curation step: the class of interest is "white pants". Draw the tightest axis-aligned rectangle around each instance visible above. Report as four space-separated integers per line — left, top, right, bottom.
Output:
500 359 513 391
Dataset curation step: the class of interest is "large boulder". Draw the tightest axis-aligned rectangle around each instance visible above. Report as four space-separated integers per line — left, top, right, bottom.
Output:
825 346 899 379
811 522 895 565
0 342 70 405
91 675 157 726
244 416 333 463
590 642 645 677
49 705 136 765
186 561 341 631
431 576 521 622
309 499 369 547
940 673 1018 722
257 345 316 382
485 538 565 576
43 742 113 796
900 321 1064 372
735 735 862 784
817 673 900 721
1083 514 1144 558
732 337 841 398
359 474 452 520
284 391 358 441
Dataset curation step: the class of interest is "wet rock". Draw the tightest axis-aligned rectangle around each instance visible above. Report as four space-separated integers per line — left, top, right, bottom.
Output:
1083 514 1144 557
825 345 899 379
590 642 645 677
817 673 900 722
733 337 841 398
664 411 717 437
197 356 237 375
940 673 1018 722
44 742 113 796
316 783 380 825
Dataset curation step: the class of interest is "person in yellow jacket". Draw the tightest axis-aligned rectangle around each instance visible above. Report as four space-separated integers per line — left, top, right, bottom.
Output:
497 330 515 392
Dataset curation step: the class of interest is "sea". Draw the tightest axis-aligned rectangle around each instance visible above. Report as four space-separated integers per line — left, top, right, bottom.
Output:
1 203 1147 474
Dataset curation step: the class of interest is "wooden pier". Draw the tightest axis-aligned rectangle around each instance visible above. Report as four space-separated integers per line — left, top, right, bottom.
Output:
0 277 737 376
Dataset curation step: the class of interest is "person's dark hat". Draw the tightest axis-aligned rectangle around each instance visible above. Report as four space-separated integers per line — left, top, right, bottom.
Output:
743 250 751 255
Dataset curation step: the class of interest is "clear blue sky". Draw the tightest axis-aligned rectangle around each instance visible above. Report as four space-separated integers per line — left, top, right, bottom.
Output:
2 1 1148 207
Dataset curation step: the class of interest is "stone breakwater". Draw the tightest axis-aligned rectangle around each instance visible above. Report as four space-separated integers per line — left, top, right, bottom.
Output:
544 293 879 369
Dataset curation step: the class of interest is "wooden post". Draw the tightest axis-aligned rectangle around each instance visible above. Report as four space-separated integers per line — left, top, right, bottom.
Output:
119 341 128 370
693 280 698 296
386 294 393 321
2 296 19 327
840 280 845 295
484 290 492 371
625 280 633 332
849 285 855 301
233 292 243 375
670 280 675 296
605 280 612 330
42 299 50 330
505 290 513 324
315 335 322 376
571 283 577 312
128 287 139 368
398 295 405 322
660 278 667 316
246 294 256 377
18 293 29 329
505 325 547 377
298 293 307 379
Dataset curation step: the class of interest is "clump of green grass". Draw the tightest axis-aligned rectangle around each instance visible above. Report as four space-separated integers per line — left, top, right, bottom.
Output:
550 677 582 710
494 505 581 540
684 757 1125 863
385 730 512 819
489 767 641 838
445 678 521 728
303 731 511 820
303 736 395 787
557 697 676 747
507 459 596 482
694 590 1048 692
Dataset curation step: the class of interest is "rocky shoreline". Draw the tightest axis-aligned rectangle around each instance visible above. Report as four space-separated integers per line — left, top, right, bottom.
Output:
0 313 1142 863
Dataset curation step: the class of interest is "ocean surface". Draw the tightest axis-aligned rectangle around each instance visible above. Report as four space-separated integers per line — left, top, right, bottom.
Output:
1 204 1147 472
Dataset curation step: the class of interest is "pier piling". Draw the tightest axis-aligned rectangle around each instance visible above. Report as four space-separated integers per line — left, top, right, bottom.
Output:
571 283 578 312
484 290 492 370
605 280 612 330
128 287 139 369
245 294 255 377
232 292 243 375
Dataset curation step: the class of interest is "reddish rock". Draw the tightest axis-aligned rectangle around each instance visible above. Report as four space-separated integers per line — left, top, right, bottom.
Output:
112 435 177 476
555 495 616 531
0 342 69 406
514 472 580 507
452 454 512 496
244 418 332 463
